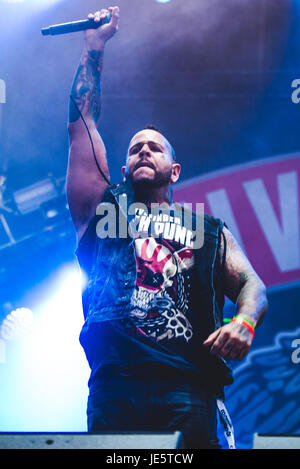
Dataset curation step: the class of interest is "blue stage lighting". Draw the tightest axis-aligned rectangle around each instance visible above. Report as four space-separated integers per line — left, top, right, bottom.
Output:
0 0 64 4
0 308 34 342
11 264 89 431
0 263 89 431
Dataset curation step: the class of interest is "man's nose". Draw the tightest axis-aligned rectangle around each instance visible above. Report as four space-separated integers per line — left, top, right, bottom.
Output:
139 144 151 156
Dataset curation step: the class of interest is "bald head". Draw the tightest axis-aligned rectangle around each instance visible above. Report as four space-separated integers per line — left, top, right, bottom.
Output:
122 128 181 189
127 127 176 162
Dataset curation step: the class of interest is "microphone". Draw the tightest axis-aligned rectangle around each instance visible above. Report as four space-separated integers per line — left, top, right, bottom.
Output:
41 13 112 36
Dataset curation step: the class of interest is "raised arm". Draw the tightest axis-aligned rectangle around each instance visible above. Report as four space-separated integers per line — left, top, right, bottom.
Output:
203 226 268 360
67 7 119 241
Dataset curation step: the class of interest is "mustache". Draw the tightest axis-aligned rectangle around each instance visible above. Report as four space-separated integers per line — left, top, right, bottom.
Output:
134 161 156 171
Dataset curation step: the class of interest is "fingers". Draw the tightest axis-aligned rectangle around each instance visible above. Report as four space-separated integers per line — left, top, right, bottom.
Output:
202 328 221 347
97 9 109 22
210 330 231 357
108 6 120 24
88 9 108 22
218 334 248 360
88 6 119 26
203 324 253 361
232 345 250 361
85 6 119 45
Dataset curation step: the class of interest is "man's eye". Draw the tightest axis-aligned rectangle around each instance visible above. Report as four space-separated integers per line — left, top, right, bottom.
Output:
129 146 140 155
149 144 162 152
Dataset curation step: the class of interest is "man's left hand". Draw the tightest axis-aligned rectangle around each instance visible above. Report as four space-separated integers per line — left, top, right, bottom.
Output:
202 321 254 360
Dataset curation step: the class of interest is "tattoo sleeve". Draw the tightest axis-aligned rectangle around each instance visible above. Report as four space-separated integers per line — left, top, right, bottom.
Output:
69 49 104 124
220 227 268 327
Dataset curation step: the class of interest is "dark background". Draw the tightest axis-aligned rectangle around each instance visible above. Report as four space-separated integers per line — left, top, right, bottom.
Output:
0 0 297 188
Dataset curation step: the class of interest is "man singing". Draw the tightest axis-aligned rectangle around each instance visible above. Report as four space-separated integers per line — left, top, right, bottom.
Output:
67 6 268 449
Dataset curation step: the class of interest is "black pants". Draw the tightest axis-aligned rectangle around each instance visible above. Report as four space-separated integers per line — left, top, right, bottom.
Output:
86 365 221 449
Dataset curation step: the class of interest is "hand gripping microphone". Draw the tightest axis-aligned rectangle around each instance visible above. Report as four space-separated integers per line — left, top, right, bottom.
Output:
41 12 113 184
41 13 112 36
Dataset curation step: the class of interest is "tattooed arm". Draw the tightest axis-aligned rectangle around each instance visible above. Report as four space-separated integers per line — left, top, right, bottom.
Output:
67 7 119 241
203 226 268 360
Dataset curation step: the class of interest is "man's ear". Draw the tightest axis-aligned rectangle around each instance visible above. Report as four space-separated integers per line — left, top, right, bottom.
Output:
121 165 126 181
171 163 181 184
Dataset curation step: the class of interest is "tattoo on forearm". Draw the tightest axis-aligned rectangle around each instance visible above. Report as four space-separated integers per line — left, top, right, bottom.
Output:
69 50 104 123
220 227 268 325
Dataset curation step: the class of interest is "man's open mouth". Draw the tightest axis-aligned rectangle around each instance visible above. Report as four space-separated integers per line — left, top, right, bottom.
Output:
134 162 155 171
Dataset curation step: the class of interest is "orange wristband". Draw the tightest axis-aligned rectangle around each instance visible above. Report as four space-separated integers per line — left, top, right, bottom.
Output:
230 317 255 338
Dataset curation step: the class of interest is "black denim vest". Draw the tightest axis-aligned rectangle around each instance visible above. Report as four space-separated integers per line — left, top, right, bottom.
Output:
77 180 228 343
76 181 233 387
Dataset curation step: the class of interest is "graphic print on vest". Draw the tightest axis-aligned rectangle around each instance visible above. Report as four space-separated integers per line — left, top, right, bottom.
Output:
126 208 195 343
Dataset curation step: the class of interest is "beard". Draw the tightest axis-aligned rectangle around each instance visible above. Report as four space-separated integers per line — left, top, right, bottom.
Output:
127 167 173 191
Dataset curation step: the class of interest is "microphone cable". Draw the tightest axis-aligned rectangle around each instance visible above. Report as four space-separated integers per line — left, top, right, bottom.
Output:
69 95 111 186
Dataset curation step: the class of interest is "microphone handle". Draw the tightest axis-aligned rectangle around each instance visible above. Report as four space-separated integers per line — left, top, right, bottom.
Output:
41 15 111 36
